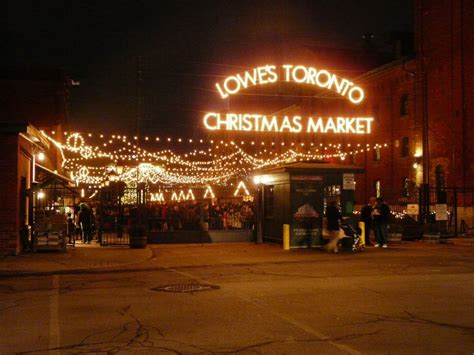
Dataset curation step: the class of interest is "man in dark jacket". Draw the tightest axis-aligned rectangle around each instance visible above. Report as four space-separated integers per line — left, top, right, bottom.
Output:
360 197 376 246
78 203 93 244
372 197 390 248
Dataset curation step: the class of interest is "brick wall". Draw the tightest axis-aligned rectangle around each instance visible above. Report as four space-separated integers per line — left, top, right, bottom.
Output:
0 135 19 255
416 0 474 187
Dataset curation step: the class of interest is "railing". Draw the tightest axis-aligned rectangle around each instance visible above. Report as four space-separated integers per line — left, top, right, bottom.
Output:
147 213 254 232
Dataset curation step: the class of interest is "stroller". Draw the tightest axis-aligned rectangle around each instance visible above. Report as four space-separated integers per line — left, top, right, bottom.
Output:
337 219 365 253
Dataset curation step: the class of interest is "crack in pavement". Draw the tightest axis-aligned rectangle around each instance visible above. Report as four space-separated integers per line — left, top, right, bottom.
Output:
210 330 382 354
18 305 212 355
357 286 386 295
245 266 332 280
335 311 474 333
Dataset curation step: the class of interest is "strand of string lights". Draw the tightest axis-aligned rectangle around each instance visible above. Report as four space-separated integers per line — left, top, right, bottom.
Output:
42 131 388 188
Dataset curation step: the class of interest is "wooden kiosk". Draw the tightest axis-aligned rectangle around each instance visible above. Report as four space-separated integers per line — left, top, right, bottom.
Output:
253 161 364 248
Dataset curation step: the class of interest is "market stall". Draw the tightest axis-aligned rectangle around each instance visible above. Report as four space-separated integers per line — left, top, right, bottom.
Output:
30 171 77 251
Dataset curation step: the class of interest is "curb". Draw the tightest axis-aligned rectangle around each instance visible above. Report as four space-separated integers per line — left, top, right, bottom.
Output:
0 246 154 279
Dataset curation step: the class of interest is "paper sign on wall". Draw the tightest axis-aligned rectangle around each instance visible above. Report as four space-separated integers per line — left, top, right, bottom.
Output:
407 204 419 215
343 173 355 190
435 204 448 221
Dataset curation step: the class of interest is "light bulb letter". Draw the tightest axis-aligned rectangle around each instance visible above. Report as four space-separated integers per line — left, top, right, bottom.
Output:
215 83 228 99
282 64 293 81
203 112 218 130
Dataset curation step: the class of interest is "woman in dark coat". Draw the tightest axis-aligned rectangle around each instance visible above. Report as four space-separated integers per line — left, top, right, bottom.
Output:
325 200 342 252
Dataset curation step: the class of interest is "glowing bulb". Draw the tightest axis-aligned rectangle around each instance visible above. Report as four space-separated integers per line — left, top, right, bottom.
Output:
37 152 45 161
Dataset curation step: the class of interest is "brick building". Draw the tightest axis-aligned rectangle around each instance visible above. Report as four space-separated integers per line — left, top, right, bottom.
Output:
0 69 68 255
353 0 473 210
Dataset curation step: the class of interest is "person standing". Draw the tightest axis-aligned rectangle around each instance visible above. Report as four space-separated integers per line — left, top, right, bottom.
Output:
325 200 342 253
372 197 390 248
78 203 93 244
66 212 76 246
360 197 376 246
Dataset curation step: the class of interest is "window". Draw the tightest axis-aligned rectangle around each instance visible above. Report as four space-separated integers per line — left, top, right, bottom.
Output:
402 177 410 197
373 146 381 161
400 94 409 116
435 165 445 189
401 137 409 157
375 180 381 198
324 185 341 210
434 165 447 203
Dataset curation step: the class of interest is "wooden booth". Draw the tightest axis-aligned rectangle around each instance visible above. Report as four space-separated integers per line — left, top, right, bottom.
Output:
253 161 364 248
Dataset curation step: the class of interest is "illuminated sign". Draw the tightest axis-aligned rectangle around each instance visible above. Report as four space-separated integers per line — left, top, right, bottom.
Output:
203 113 373 134
215 64 364 104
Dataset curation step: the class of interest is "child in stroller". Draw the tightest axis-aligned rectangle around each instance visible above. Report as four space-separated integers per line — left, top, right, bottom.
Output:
337 218 365 252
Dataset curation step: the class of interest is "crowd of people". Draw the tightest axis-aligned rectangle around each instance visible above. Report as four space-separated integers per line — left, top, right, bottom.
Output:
145 201 255 232
64 200 255 245
67 201 255 243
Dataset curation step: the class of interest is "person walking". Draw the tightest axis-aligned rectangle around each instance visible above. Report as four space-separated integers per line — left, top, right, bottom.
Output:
372 197 390 248
325 200 343 253
360 197 376 246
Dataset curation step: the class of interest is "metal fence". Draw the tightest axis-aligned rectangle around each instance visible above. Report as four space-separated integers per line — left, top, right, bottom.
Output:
146 209 254 232
386 187 474 237
97 194 255 245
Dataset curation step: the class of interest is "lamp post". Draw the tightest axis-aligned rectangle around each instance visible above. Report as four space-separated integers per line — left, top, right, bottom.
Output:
253 176 263 244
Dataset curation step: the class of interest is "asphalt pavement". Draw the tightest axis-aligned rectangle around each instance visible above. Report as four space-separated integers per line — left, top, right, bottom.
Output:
1 241 474 354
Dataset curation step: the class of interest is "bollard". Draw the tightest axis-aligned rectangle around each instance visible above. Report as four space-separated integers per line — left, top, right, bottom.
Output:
358 221 365 245
283 224 290 250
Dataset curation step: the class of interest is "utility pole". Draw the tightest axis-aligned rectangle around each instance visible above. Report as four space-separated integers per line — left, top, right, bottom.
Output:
136 56 143 215
417 0 430 224
136 56 143 146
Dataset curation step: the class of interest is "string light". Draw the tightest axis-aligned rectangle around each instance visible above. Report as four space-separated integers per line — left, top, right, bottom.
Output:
45 131 388 188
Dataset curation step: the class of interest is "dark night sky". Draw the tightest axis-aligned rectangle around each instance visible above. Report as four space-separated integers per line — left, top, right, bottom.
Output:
4 0 413 135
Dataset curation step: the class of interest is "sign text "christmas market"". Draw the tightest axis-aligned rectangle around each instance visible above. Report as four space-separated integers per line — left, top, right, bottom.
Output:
203 113 373 134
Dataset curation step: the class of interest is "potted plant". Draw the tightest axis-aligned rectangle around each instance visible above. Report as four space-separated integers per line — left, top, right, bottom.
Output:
129 224 147 249
388 224 403 243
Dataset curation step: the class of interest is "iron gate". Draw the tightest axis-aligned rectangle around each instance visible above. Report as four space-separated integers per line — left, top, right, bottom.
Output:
98 185 145 246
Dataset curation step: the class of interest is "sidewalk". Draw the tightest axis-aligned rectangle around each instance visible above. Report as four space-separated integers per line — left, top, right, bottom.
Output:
448 236 474 246
0 242 152 277
1 238 473 278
